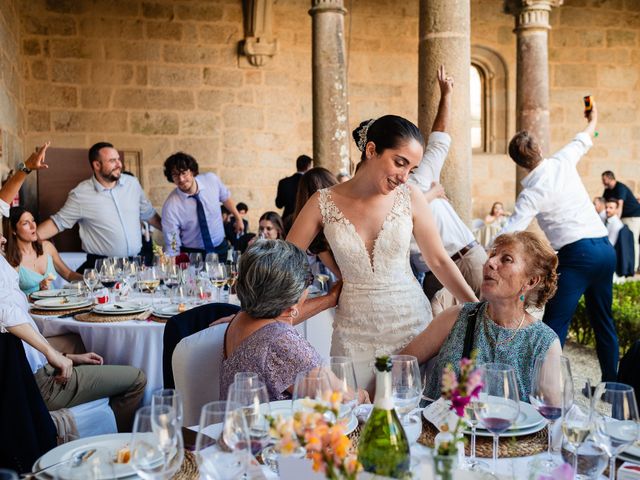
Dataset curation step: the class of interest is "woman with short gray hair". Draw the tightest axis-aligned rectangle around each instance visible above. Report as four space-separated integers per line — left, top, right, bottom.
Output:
220 240 334 401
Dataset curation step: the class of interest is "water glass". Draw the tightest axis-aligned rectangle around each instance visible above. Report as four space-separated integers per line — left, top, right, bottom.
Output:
196 401 249 480
130 406 184 480
292 368 334 416
591 382 639 480
561 439 608 480
474 363 520 474
234 372 260 388
390 355 422 424
226 381 271 455
530 354 573 468
152 388 184 428
83 268 99 298
328 356 359 422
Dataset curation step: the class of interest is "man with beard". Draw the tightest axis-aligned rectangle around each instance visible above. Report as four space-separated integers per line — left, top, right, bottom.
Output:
37 142 162 270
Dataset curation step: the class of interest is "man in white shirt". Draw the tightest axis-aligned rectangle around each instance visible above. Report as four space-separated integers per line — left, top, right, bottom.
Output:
593 196 607 223
409 65 486 301
37 142 162 271
1 145 146 432
605 198 624 246
500 102 618 382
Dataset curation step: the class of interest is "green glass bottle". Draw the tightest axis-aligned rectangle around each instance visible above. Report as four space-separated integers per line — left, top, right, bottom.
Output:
357 356 410 478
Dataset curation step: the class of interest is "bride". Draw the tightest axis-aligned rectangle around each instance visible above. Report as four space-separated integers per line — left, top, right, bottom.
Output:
287 115 477 390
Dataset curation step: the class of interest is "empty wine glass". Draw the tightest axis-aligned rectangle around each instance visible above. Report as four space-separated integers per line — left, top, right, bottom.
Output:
474 363 520 474
234 372 260 388
130 405 184 480
196 401 249 480
83 268 99 299
530 354 573 468
226 380 271 455
390 355 422 425
461 393 489 472
152 389 184 428
591 382 640 480
562 376 593 480
204 253 219 264
328 356 359 424
292 368 333 417
189 253 203 276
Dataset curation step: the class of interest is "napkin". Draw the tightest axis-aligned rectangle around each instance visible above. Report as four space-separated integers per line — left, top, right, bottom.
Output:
619 463 640 480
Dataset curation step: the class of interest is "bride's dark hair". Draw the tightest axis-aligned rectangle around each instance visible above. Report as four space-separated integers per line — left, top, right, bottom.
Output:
352 115 425 163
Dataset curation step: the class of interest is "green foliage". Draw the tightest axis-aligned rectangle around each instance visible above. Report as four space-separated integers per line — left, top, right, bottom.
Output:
569 281 640 355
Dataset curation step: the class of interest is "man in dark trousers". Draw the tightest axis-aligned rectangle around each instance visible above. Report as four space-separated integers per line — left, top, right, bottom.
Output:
275 154 312 220
602 170 640 272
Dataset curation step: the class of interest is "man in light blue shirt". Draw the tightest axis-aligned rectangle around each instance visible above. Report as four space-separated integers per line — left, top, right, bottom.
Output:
37 142 162 270
161 152 244 257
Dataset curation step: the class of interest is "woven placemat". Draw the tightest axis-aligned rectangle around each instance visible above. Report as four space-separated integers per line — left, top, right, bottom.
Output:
74 310 153 323
418 416 547 458
171 450 198 480
30 306 93 316
347 423 363 454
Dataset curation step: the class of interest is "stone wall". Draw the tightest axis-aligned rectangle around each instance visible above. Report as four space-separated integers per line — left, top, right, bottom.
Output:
0 0 23 185
13 0 640 230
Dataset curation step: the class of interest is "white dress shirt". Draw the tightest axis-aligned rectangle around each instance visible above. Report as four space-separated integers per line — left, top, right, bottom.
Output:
605 215 624 246
51 174 157 257
408 132 476 272
500 132 607 250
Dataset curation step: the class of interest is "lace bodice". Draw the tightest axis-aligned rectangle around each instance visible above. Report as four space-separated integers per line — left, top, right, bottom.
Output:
318 185 414 285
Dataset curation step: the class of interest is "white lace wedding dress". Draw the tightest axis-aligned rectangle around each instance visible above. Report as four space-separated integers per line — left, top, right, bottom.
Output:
318 185 432 391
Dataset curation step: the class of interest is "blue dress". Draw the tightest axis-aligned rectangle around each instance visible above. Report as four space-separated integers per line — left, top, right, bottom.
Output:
18 254 56 295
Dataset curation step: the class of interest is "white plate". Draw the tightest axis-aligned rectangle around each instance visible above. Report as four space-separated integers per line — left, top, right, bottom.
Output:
33 298 92 309
31 288 81 299
621 442 640 463
473 399 544 431
266 400 358 435
464 420 546 438
93 301 151 315
34 433 135 479
153 304 194 318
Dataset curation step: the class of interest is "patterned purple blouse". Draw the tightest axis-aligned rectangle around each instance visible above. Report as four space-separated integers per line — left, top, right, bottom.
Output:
220 321 323 401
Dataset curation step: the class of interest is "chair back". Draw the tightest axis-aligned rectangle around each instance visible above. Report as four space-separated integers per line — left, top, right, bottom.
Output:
172 323 228 426
163 302 240 389
0 334 57 473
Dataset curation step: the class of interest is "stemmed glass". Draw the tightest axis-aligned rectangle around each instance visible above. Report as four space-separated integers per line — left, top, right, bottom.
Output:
292 368 334 416
83 268 99 299
98 262 118 300
189 253 203 277
234 372 260 388
152 389 184 428
204 253 219 265
390 355 422 425
227 380 271 456
461 393 489 471
208 263 229 302
562 376 593 480
328 357 359 424
591 382 640 480
122 263 138 298
530 354 573 468
195 401 249 480
130 405 184 480
474 363 520 474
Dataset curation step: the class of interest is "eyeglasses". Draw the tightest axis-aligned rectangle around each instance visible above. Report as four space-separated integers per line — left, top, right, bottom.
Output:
171 170 191 180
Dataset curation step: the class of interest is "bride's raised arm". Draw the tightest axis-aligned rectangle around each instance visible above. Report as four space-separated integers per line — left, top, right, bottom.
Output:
409 184 477 304
286 190 323 250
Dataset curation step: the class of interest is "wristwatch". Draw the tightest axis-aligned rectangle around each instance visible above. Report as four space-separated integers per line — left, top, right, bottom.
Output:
17 162 32 174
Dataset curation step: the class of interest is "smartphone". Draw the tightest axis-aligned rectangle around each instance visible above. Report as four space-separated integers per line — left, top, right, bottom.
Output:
583 95 593 113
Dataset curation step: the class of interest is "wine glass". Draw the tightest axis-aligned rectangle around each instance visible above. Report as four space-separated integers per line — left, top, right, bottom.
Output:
234 372 260 388
130 405 184 480
390 355 422 425
205 253 219 265
121 263 138 298
591 382 640 480
328 357 359 424
83 268 99 299
461 394 489 471
98 262 118 298
226 380 271 456
189 253 203 276
473 363 520 474
292 368 333 416
530 354 573 468
208 263 229 302
195 401 249 480
562 376 593 480
139 267 161 294
163 264 181 290
152 389 184 428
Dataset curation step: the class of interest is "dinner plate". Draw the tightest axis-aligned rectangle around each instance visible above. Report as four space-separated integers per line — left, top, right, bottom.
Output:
92 301 151 315
153 304 194 318
266 400 359 435
620 442 640 464
31 288 81 299
34 433 136 479
473 399 544 431
464 419 546 438
33 297 92 309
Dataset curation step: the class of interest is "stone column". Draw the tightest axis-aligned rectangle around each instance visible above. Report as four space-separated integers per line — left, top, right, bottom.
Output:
418 0 472 224
505 0 562 193
309 0 350 175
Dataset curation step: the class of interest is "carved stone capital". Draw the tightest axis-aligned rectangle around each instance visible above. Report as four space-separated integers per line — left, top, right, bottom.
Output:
309 0 347 16
239 0 278 68
504 0 563 31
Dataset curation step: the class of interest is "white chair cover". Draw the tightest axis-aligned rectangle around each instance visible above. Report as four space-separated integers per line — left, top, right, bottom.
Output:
172 324 227 426
55 398 117 439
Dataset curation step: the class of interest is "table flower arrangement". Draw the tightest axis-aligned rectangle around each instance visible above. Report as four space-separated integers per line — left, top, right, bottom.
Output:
267 392 361 480
434 356 483 479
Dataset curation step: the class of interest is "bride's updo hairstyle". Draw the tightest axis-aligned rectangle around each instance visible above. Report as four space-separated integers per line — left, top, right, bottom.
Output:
352 115 425 164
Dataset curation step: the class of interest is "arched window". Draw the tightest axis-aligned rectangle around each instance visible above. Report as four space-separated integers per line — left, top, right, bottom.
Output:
470 64 484 152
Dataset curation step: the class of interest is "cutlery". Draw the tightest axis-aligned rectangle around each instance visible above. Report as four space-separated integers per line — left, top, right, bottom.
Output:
22 448 96 478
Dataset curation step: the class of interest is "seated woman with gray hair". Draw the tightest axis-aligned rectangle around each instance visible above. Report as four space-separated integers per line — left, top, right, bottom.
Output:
220 240 338 401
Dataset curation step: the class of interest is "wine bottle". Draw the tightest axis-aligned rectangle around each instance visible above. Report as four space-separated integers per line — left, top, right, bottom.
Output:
358 356 410 478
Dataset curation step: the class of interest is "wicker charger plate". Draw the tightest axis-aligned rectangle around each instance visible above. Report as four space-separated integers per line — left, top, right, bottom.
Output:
172 450 199 480
74 310 152 323
30 306 93 316
418 416 547 458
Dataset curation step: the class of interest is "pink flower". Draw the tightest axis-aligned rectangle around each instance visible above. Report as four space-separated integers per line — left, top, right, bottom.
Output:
451 394 471 417
536 463 574 480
